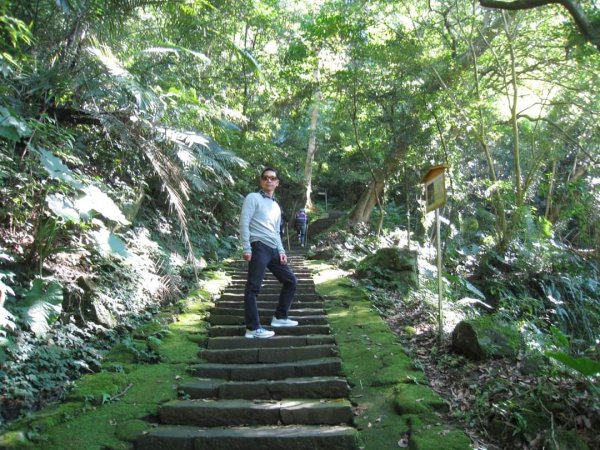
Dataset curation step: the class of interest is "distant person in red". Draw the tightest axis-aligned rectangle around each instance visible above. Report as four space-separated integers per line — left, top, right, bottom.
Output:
294 208 308 247
239 167 299 339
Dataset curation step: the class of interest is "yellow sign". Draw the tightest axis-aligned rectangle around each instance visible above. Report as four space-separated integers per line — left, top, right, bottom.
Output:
422 164 448 213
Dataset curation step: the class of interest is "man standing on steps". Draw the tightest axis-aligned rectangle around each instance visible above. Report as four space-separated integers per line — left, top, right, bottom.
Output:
239 167 299 339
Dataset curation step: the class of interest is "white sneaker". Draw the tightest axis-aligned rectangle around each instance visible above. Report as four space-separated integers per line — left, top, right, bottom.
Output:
245 328 275 339
271 317 299 327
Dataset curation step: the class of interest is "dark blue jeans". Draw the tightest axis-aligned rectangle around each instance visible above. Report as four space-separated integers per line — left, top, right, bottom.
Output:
244 241 297 330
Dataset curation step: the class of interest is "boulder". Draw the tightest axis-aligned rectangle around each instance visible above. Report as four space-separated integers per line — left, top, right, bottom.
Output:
355 247 418 290
451 317 522 360
311 247 337 261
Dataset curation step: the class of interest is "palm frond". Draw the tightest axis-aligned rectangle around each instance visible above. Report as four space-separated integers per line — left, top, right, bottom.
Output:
157 126 247 186
141 45 211 65
88 45 163 114
206 28 271 92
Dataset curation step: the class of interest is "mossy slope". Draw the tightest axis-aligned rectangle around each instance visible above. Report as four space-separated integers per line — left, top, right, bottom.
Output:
0 274 229 450
311 263 472 450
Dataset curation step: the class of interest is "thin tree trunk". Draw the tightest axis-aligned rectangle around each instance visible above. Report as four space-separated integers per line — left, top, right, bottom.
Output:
545 160 557 219
304 64 320 209
504 12 522 207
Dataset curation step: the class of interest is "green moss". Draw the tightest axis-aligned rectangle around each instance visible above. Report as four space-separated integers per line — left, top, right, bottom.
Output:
393 384 448 415
114 419 151 443
409 426 472 450
22 402 84 431
157 326 205 364
0 431 34 449
373 356 428 387
103 342 146 365
67 371 130 404
119 363 192 405
132 320 164 338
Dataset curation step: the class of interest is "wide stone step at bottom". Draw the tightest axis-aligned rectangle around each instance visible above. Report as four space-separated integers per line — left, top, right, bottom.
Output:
186 357 343 381
226 287 317 295
208 324 332 337
180 376 350 400
159 398 354 426
137 424 359 450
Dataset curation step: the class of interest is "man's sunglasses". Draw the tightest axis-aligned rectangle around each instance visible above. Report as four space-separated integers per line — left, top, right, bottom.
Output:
261 175 278 181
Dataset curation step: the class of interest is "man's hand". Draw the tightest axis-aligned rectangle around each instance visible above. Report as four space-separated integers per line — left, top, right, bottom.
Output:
243 252 252 262
279 253 287 265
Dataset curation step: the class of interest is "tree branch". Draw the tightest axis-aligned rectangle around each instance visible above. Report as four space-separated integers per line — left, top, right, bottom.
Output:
518 113 598 164
479 0 600 51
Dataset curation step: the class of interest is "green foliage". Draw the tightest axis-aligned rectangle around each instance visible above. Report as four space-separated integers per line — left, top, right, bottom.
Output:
545 326 600 377
19 278 63 337
545 351 600 377
31 218 70 275
0 107 31 141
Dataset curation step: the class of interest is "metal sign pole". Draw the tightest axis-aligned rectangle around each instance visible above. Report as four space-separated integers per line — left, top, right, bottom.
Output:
436 208 443 343
421 164 448 345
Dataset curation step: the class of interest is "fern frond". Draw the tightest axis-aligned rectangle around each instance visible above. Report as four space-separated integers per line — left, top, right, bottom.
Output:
141 45 211 65
88 45 163 114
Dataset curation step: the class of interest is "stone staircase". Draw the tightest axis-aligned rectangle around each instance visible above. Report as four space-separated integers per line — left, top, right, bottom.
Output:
136 248 359 450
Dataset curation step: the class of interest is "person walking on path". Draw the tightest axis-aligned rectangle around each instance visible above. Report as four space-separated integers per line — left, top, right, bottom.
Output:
239 167 299 338
294 208 308 247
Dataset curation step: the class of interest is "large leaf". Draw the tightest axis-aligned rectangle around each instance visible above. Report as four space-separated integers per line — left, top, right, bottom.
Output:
89 227 131 259
0 106 31 141
74 186 130 225
20 279 63 337
36 147 85 189
0 274 16 332
46 193 81 222
546 351 600 377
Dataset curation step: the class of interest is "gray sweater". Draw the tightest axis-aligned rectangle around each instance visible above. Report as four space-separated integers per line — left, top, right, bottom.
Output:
239 192 285 254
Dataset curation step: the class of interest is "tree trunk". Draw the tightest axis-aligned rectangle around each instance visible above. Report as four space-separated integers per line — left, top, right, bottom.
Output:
545 160 557 220
349 141 409 224
304 64 321 209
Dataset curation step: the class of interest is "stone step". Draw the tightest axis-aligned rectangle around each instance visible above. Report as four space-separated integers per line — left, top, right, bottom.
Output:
208 314 328 326
187 357 343 380
159 398 354 426
210 307 323 317
229 273 314 286
228 267 313 281
216 300 324 309
200 344 338 364
137 424 359 450
219 292 321 302
223 283 317 297
208 324 332 337
180 376 350 400
206 335 335 350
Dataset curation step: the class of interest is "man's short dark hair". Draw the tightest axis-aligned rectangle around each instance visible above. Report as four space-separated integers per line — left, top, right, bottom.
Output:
261 167 279 179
